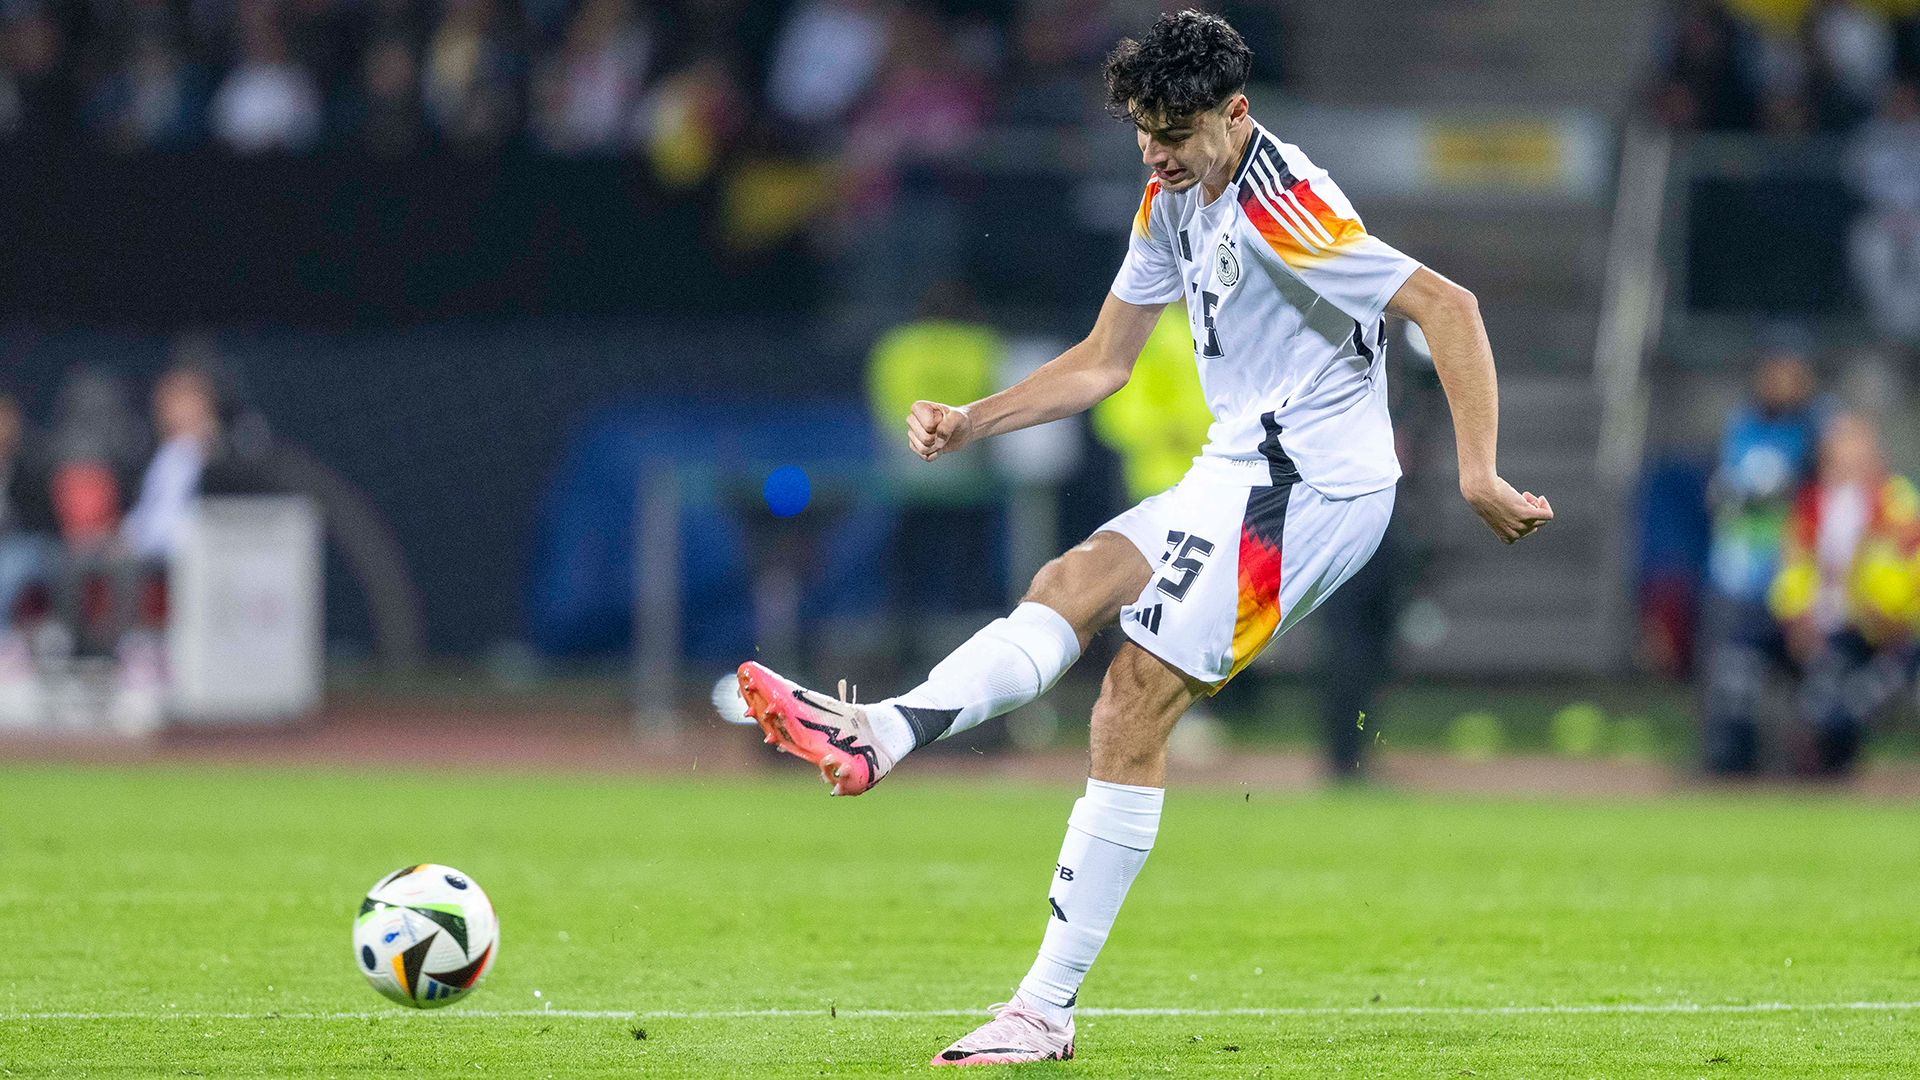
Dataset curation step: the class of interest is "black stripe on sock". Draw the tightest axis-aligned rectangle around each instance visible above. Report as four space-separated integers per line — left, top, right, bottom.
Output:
897 706 961 748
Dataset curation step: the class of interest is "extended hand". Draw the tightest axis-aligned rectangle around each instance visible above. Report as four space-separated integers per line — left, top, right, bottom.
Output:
1464 476 1553 544
907 401 974 461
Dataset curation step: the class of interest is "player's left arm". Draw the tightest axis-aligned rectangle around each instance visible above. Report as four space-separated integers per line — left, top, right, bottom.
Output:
1387 266 1554 545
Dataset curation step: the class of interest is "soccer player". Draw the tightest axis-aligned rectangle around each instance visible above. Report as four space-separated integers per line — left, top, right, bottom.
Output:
736 10 1553 1066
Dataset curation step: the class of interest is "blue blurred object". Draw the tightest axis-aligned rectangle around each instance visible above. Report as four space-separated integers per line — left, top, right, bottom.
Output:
1706 397 1829 603
527 400 889 660
763 466 812 518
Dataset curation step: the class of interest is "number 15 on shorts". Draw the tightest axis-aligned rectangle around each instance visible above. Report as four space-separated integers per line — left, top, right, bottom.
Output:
1155 530 1215 601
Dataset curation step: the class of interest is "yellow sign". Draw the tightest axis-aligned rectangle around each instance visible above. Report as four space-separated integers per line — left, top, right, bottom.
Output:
1425 122 1563 188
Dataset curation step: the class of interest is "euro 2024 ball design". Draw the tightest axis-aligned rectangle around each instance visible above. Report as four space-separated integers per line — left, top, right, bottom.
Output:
353 864 499 1008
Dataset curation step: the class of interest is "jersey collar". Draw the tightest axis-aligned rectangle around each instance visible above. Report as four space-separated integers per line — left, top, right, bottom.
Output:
1228 119 1272 190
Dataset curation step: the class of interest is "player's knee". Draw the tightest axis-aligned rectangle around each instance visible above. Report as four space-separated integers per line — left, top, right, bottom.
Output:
1022 555 1069 607
1021 555 1105 633
1022 534 1146 632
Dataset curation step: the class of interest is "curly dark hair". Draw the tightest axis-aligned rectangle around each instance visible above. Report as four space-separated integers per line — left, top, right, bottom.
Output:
1103 10 1253 126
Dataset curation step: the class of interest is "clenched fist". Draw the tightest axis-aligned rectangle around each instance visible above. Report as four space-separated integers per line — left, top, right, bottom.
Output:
907 401 974 461
1463 476 1553 544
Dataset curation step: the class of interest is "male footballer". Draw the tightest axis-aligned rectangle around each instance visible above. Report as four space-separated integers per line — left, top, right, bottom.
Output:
736 10 1553 1065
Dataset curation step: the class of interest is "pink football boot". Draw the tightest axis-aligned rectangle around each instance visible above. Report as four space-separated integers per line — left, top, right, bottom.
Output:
931 1000 1075 1065
736 662 895 796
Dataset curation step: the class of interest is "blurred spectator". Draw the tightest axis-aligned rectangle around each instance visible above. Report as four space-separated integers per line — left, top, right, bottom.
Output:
865 282 1006 614
1700 344 1831 774
642 51 745 187
47 368 146 553
209 0 323 152
85 31 204 150
764 0 889 129
354 32 422 155
2 1 77 144
529 0 650 153
1845 76 1920 343
1811 0 1896 108
998 0 1109 126
843 8 987 216
1767 411 1920 774
121 365 223 559
421 0 520 150
121 358 277 561
840 7 988 330
1652 1 1762 131
1752 3 1875 135
0 388 58 624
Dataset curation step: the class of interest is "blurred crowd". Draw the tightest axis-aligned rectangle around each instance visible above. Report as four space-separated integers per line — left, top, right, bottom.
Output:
0 0 1285 161
0 355 274 723
1651 1 1920 344
1649 0 1919 136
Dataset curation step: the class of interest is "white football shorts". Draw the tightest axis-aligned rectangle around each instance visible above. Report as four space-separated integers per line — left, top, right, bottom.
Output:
1098 472 1395 687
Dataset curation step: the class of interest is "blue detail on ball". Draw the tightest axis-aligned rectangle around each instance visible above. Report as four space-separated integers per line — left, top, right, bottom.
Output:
762 467 811 518
445 874 468 890
361 945 376 970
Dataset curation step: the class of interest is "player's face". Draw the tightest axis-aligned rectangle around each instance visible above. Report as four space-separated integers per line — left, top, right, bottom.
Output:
1134 97 1246 193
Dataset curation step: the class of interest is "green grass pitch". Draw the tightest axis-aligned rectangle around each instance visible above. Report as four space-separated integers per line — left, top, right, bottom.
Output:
2 765 1918 1077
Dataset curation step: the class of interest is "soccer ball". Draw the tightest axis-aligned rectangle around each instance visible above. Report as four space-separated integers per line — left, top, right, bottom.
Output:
352 864 499 1008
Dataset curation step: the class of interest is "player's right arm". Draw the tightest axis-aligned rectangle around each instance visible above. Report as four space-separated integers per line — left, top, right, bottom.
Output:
907 293 1163 461
911 179 1180 462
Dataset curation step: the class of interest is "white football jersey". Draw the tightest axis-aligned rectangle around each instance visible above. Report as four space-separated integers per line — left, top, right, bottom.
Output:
1110 120 1421 499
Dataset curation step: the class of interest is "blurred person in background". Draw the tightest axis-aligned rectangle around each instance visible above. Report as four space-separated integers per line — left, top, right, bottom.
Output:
998 0 1113 125
122 356 278 563
45 367 146 653
0 386 58 628
47 367 145 556
1767 411 1920 774
2 1 76 144
1845 75 1920 344
866 281 1006 619
1751 0 1887 134
84 30 204 150
1651 0 1762 131
352 32 422 155
528 0 650 153
121 364 225 561
209 0 322 152
1810 0 1897 112
421 0 521 150
764 0 889 132
1700 344 1830 774
640 50 746 187
839 5 989 331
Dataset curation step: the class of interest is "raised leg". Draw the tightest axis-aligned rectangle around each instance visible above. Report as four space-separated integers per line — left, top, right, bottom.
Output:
868 531 1150 757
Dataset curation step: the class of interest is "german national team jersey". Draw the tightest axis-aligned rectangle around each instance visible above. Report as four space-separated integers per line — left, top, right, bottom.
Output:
1110 120 1421 499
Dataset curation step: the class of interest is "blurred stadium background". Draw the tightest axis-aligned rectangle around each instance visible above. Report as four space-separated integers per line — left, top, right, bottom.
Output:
2 0 1920 790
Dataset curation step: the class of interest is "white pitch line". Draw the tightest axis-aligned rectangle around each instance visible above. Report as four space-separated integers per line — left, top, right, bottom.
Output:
6 1002 1920 1022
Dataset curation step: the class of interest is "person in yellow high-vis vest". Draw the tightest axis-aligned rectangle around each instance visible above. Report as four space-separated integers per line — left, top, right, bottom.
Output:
866 285 1006 614
1767 411 1920 774
1091 304 1212 502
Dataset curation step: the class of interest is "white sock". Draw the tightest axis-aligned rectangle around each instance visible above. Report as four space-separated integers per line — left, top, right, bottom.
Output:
1015 778 1163 1026
866 601 1080 762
